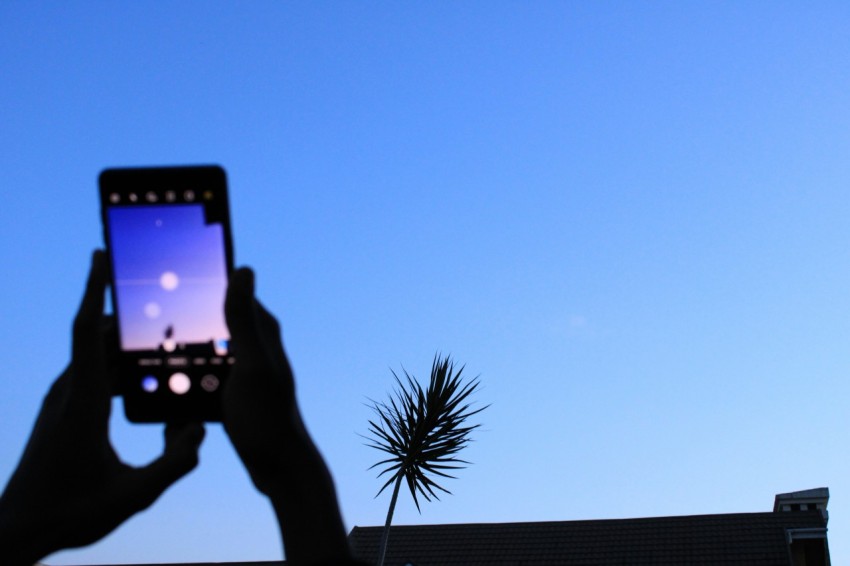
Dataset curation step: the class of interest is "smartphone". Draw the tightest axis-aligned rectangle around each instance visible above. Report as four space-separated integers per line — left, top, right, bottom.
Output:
99 165 234 422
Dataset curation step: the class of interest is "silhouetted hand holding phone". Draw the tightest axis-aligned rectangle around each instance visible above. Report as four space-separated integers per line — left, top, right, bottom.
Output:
224 267 354 564
0 252 358 566
0 251 205 565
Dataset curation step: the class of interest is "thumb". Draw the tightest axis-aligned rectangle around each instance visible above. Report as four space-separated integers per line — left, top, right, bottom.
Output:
225 267 265 364
120 423 206 514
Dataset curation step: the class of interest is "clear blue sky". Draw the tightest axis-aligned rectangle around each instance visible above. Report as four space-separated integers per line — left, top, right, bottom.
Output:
2 2 848 564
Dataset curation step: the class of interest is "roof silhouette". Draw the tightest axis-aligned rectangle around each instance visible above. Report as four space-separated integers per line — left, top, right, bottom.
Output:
349 509 828 565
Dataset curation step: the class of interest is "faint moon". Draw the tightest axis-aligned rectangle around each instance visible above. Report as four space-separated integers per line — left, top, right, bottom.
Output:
160 271 179 291
144 302 161 319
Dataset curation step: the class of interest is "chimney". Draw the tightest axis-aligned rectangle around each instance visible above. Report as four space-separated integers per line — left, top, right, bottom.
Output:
773 487 829 522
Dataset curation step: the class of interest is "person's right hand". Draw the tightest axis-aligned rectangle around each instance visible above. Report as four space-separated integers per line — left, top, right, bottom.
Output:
222 267 352 564
222 267 300 495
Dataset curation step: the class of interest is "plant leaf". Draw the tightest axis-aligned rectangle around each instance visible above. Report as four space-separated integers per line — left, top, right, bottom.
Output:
365 353 487 515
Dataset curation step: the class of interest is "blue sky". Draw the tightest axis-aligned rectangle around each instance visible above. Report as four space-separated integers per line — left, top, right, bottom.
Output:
1 2 848 564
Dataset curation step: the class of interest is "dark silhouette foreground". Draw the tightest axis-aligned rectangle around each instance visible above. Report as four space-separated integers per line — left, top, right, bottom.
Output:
0 250 362 565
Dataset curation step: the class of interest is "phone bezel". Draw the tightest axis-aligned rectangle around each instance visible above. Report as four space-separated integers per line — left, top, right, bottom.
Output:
99 165 234 422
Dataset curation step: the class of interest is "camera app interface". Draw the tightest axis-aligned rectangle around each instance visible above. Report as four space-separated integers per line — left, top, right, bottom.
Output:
108 200 229 359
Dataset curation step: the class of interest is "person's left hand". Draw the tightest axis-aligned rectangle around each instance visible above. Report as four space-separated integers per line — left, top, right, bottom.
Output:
0 251 205 565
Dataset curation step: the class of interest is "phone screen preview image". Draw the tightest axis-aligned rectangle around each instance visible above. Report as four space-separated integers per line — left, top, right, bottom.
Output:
100 166 234 422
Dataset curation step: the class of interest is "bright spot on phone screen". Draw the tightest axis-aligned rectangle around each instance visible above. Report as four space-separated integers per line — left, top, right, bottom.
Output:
168 373 191 395
160 271 179 291
144 302 161 319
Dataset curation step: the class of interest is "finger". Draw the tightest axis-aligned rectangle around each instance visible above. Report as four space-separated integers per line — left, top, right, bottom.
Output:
72 250 108 351
69 250 111 416
102 315 122 396
114 423 206 515
225 268 266 366
255 301 293 379
163 422 205 466
77 423 204 540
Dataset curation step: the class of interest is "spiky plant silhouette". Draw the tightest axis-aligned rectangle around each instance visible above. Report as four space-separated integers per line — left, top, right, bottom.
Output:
365 354 487 566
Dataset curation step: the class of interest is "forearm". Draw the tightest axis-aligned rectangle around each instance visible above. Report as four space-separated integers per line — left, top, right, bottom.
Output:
262 416 352 564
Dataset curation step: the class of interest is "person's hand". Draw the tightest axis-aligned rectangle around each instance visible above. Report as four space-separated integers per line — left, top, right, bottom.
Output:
222 267 298 494
0 251 205 565
224 267 352 564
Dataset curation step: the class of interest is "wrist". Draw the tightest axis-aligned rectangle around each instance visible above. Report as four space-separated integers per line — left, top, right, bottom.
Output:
231 402 325 497
255 411 324 495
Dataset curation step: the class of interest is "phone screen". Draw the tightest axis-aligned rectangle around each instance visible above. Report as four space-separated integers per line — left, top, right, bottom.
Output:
100 166 234 422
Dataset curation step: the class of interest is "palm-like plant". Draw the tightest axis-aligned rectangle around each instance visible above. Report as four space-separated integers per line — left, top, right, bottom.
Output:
365 353 487 566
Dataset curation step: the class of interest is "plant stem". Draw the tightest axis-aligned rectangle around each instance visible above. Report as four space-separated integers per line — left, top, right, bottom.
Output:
377 474 403 566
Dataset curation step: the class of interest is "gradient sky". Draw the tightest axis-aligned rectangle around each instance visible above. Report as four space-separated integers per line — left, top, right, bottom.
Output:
1 3 849 564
